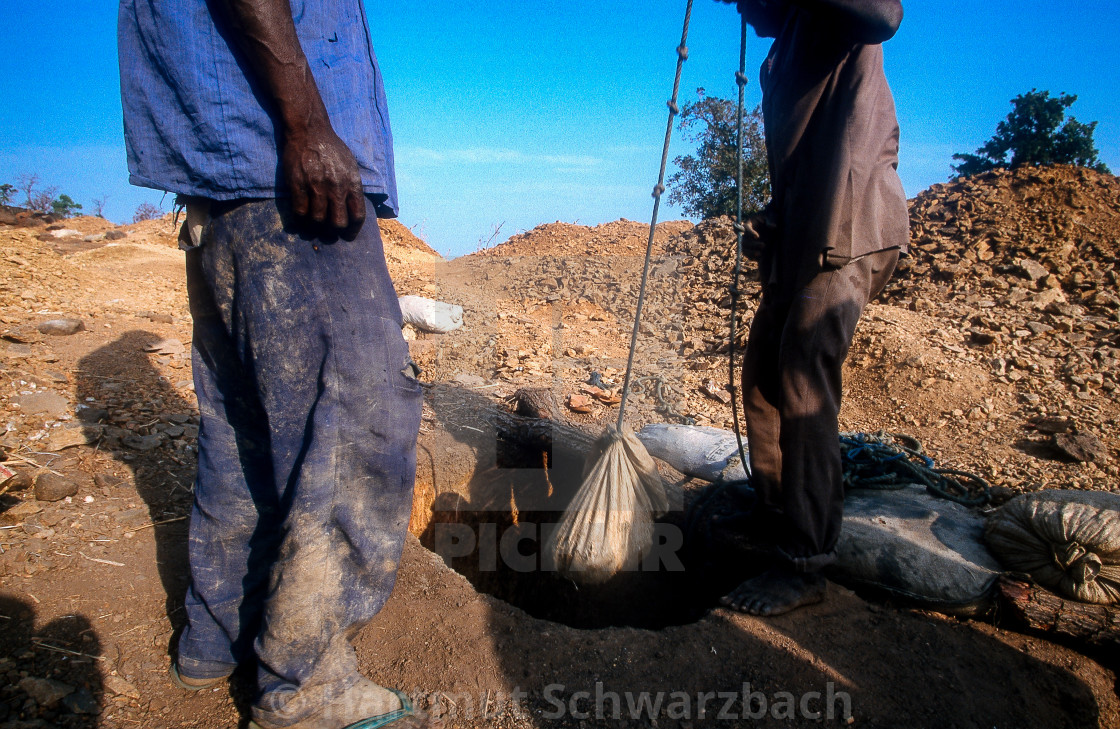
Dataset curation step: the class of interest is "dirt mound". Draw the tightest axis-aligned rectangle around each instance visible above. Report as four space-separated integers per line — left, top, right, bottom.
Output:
43 216 119 235
475 218 694 258
378 217 442 260
594 169 1120 495
898 164 1120 307
113 213 180 249
871 165 1120 488
656 216 755 352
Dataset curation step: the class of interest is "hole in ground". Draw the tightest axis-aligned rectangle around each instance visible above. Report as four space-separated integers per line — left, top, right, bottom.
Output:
418 455 763 630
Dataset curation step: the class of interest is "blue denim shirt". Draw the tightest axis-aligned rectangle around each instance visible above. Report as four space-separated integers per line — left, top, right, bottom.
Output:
118 0 398 217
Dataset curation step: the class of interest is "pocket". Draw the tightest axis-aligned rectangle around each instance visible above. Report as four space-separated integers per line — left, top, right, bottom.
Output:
382 318 422 394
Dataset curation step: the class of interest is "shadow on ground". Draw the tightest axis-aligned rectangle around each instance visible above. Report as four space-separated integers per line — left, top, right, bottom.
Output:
0 594 103 727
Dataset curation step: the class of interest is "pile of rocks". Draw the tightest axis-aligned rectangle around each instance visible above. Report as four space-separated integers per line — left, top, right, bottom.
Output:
476 219 693 258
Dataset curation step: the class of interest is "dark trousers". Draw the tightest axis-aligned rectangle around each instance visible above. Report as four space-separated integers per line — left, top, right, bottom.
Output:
742 248 898 571
176 198 422 726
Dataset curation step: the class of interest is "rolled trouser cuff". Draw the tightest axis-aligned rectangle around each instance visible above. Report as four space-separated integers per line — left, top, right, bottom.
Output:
174 654 237 680
775 546 836 573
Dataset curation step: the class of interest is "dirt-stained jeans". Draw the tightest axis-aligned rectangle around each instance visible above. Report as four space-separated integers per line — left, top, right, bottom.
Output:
175 198 422 726
742 248 899 572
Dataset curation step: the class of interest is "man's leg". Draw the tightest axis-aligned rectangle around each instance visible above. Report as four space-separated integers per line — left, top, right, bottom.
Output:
723 250 898 616
175 212 279 683
723 287 829 616
179 198 423 726
738 291 785 536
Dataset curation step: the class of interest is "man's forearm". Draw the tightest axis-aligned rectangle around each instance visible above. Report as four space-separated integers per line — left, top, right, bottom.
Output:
211 0 333 139
209 0 365 228
786 0 902 43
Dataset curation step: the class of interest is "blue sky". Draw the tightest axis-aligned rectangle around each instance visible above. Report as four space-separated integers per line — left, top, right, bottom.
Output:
1 2 1118 258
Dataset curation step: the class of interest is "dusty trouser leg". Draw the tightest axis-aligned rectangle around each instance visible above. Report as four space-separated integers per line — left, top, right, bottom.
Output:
770 249 899 569
177 198 422 724
176 210 277 681
739 291 787 546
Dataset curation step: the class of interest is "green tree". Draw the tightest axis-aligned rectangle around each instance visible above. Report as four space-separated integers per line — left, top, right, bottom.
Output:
667 90 770 220
952 89 1111 177
0 183 14 206
51 194 83 218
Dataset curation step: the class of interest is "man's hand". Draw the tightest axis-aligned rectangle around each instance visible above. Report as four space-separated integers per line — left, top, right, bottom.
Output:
214 0 365 230
282 123 366 230
740 212 777 260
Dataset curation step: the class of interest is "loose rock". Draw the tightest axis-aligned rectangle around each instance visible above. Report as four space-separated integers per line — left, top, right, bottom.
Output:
62 687 98 714
1052 432 1110 464
33 472 79 502
13 391 69 417
123 433 163 451
104 675 141 699
17 677 75 707
37 318 84 336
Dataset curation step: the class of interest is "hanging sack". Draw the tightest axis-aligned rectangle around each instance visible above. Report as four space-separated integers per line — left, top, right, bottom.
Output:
546 427 669 583
984 490 1120 605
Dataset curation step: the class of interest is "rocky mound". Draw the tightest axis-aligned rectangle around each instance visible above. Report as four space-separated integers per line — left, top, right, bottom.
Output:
883 165 1120 403
642 165 1120 492
894 164 1120 312
656 216 754 353
378 217 442 260
476 218 693 258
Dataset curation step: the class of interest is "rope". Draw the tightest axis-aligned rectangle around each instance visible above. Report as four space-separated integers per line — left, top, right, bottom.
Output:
684 431 991 551
630 375 694 425
726 14 751 492
616 0 695 430
838 431 991 507
684 17 751 557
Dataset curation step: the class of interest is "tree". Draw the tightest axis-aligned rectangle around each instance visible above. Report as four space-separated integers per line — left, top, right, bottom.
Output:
51 194 83 218
17 173 38 208
0 183 14 206
15 173 60 213
29 187 60 214
133 201 162 222
90 196 109 218
667 89 770 220
952 89 1111 177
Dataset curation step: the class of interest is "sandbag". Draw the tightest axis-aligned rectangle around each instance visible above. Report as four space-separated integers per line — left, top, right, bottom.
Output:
832 485 1002 615
984 490 1120 605
546 427 669 584
641 424 1000 611
398 295 463 333
636 424 748 482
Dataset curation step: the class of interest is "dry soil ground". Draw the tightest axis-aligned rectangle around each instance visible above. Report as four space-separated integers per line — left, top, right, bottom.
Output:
1 165 1119 729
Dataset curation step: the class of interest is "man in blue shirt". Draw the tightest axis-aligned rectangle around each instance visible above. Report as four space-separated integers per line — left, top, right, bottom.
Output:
119 2 431 727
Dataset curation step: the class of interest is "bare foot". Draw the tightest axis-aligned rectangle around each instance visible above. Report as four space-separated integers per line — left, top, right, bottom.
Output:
720 567 826 616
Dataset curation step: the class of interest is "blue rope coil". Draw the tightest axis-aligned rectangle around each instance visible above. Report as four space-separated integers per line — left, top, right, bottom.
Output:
838 431 990 507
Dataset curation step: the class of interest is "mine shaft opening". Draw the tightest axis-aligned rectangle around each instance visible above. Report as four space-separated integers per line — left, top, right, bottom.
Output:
417 435 758 630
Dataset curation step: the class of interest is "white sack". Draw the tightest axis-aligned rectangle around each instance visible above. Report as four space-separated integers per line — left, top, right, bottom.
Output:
547 427 669 584
398 295 463 333
637 424 748 482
